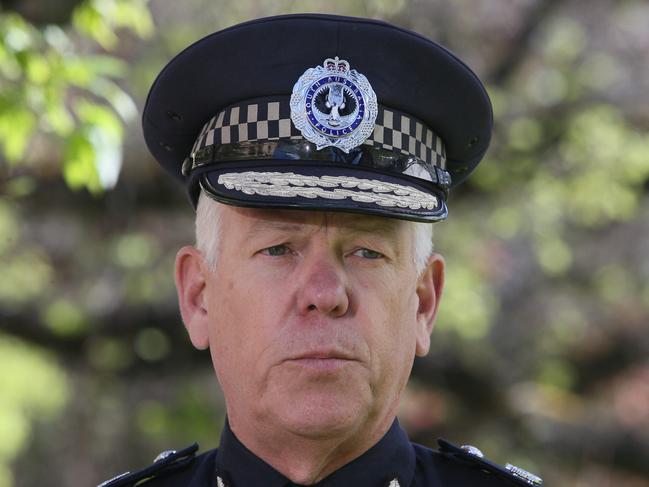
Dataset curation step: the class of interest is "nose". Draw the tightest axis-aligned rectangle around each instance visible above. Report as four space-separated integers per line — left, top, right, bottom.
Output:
296 251 350 318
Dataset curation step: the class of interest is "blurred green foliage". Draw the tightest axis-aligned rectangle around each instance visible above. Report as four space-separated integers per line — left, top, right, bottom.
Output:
0 0 151 193
0 338 68 487
0 0 153 484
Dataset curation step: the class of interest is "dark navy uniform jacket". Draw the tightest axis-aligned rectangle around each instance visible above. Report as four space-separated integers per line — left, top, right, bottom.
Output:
99 420 541 486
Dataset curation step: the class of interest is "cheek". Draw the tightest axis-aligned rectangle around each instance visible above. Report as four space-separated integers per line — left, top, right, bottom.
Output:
206 276 254 368
206 270 288 377
383 289 420 392
356 274 419 364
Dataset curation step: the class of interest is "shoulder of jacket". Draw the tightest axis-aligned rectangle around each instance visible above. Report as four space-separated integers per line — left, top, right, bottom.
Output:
415 438 543 487
97 443 201 487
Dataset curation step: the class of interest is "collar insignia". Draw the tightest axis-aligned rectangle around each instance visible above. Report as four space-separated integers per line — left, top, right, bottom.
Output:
290 56 378 153
505 463 544 486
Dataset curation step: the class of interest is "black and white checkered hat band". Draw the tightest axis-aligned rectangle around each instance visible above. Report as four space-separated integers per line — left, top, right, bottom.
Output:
190 98 446 169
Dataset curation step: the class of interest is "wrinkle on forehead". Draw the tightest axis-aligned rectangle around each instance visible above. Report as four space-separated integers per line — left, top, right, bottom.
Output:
227 206 407 240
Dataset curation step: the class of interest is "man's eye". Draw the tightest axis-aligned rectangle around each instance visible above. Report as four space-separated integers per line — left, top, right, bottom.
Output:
261 244 289 256
353 248 384 259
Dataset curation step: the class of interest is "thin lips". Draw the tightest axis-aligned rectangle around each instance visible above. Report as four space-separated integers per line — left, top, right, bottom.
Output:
289 350 357 361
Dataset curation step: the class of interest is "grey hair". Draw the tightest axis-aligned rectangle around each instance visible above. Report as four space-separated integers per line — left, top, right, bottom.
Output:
195 192 223 271
196 191 434 274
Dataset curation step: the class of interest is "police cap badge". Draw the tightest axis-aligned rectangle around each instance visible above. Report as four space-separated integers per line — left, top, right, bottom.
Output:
142 14 493 222
290 56 378 152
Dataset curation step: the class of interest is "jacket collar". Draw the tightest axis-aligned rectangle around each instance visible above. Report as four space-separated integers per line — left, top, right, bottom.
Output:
215 418 415 487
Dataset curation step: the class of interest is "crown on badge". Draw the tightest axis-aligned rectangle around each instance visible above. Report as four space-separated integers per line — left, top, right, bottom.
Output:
323 56 349 73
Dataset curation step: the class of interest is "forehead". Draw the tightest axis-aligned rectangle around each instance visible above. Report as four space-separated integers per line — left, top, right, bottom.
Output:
220 205 412 240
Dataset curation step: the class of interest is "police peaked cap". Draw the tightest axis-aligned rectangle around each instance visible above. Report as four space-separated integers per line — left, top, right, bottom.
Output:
142 13 493 222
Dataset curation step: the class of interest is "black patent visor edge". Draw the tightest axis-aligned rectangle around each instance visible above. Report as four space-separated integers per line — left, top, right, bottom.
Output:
191 162 449 223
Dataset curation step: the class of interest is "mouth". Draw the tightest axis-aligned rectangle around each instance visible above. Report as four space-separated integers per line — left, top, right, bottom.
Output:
284 350 359 372
290 349 357 360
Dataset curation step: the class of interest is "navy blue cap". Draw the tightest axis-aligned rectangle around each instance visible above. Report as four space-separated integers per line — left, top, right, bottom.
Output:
142 13 493 222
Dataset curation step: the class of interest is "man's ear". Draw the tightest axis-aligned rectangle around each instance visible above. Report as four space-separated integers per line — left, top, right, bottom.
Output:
414 253 445 357
175 246 210 350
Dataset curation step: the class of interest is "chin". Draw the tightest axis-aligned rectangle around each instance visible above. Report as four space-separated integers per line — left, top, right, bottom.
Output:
271 390 371 440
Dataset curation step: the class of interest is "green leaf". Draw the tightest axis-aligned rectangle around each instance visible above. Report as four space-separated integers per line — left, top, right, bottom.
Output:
62 57 95 87
0 104 36 164
81 54 128 77
72 0 153 48
25 54 51 84
87 78 138 121
63 129 102 193
44 103 75 136
72 2 119 50
113 0 154 38
74 100 124 189
2 14 34 52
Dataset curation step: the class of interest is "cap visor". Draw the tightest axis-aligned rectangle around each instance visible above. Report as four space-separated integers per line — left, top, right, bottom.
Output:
199 163 448 222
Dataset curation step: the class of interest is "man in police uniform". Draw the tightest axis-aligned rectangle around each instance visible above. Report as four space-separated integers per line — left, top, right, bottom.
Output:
100 13 543 487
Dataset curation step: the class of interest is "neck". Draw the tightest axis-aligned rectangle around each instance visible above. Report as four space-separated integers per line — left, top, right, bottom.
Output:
228 413 396 485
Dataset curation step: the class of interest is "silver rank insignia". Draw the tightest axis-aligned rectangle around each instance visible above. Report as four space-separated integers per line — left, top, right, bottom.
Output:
290 56 378 153
505 463 543 486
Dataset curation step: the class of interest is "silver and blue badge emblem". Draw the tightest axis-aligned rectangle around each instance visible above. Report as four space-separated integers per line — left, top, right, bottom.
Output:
290 57 378 153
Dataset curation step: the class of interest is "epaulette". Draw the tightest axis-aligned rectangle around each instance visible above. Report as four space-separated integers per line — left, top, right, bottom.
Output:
98 443 199 487
437 439 543 486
